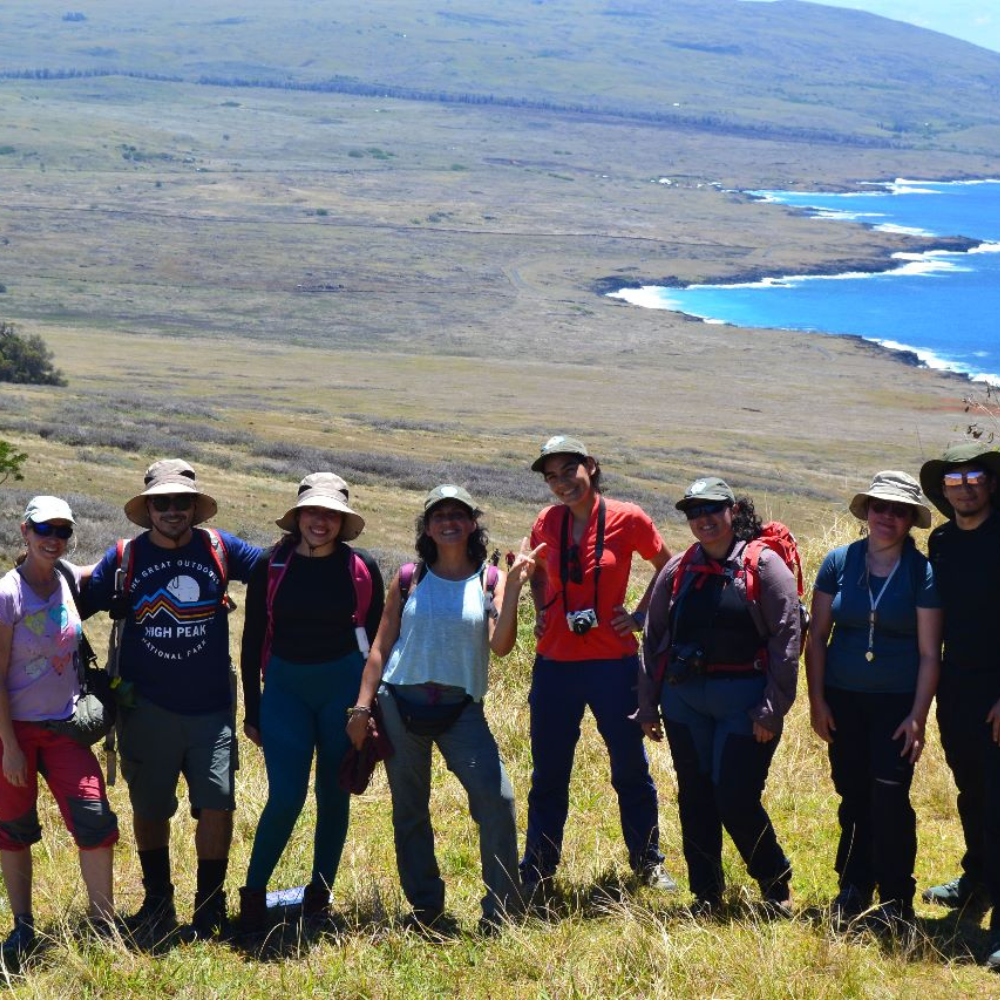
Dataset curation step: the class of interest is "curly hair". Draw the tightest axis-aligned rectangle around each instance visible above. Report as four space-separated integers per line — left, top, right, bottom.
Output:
415 506 489 565
730 495 763 542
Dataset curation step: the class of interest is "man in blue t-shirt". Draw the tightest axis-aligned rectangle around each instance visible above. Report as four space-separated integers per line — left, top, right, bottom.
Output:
87 459 262 942
919 443 1000 969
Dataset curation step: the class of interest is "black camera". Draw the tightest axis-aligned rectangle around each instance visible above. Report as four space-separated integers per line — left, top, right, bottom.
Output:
566 609 598 635
666 642 706 686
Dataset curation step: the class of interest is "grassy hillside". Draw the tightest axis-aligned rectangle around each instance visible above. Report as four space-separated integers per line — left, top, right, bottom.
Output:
2 1 1000 152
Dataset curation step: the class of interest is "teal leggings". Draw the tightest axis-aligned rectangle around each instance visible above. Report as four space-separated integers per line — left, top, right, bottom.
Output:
245 652 364 890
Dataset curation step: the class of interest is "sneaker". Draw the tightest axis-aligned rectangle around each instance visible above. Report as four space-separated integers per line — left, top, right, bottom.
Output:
688 896 721 920
922 876 990 918
863 901 916 941
123 893 177 942
1 917 37 968
830 884 873 932
637 863 679 892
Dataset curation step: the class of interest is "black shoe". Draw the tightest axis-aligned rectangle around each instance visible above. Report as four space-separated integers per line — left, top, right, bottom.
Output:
759 878 794 919
1 917 37 968
863 901 916 941
180 890 230 943
688 896 721 920
124 893 177 942
831 884 873 932
922 876 990 918
522 871 556 913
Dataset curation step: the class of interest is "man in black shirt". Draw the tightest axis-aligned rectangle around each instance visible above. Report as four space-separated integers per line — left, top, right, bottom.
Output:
920 442 1000 968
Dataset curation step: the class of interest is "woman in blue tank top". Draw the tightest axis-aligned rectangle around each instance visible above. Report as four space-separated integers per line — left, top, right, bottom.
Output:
347 485 542 933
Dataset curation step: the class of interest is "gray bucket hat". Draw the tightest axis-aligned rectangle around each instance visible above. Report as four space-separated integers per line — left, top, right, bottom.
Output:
124 459 218 528
23 495 76 525
849 470 932 529
423 484 479 514
530 434 592 473
675 476 736 512
919 442 1000 519
276 473 365 541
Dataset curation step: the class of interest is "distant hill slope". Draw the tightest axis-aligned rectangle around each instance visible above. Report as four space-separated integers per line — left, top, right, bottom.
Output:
2 0 999 150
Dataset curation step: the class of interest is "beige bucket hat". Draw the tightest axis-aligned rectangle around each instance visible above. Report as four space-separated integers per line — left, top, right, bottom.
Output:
848 470 932 529
124 459 218 528
275 473 365 541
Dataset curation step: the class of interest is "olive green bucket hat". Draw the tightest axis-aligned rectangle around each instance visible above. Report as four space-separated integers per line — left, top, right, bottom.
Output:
530 434 592 473
848 470 932 529
919 442 1000 519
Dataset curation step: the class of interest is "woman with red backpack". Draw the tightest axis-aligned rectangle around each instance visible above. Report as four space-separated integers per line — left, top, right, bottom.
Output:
638 477 801 917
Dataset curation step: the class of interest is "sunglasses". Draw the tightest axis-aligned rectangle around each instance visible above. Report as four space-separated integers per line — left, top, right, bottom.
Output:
943 470 988 488
30 521 74 540
150 494 195 513
868 499 913 519
684 501 729 521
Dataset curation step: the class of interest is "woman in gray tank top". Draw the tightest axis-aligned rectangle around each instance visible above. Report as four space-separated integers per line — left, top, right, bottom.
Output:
347 485 542 933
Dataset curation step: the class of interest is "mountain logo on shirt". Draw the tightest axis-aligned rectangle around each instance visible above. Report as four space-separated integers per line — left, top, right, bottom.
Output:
134 574 217 625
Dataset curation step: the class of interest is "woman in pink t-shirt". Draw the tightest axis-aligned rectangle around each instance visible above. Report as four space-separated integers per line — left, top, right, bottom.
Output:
0 497 118 965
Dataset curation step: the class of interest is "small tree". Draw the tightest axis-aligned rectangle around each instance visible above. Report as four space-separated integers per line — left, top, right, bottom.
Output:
0 321 67 386
0 440 27 485
963 383 1000 444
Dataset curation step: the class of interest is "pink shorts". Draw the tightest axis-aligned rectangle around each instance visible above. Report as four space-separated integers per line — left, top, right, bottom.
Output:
0 721 118 851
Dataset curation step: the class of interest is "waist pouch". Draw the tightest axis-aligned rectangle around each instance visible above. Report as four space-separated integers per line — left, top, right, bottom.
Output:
387 685 472 738
44 667 117 747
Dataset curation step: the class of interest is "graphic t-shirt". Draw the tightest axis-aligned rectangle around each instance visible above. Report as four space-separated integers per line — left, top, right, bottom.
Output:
530 496 664 661
88 529 262 714
0 566 81 722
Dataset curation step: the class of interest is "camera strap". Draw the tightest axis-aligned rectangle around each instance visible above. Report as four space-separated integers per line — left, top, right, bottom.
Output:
559 496 606 618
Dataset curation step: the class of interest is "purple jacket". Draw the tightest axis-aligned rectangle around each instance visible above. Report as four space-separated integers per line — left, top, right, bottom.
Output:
637 539 801 734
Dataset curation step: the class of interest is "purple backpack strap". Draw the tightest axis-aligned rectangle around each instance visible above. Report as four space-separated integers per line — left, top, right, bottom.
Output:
399 561 417 609
347 548 373 626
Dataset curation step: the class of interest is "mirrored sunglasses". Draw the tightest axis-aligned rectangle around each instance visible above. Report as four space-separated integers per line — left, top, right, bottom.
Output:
30 521 74 540
943 470 988 488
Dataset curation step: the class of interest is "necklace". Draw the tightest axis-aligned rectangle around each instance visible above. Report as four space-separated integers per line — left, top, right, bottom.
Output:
864 546 901 663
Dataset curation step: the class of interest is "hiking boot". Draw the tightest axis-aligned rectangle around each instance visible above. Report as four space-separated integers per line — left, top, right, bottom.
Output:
986 933 1000 971
237 887 268 937
0 916 37 968
922 876 990 918
863 900 916 942
179 890 229 943
301 881 331 920
830 884 873 932
637 862 679 892
688 896 721 920
124 891 177 942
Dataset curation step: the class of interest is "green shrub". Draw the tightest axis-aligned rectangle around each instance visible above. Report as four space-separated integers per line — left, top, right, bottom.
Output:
0 321 67 386
0 439 27 485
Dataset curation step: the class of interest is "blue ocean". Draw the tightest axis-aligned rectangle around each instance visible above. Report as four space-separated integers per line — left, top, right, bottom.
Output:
610 179 1000 384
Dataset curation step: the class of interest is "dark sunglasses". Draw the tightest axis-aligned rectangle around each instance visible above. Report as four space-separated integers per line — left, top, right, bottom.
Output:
30 521 74 540
684 501 729 521
869 499 913 519
943 470 988 488
566 544 584 584
150 494 195 513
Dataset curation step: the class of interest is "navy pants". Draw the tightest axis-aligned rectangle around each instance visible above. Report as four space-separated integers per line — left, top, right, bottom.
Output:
521 655 662 879
826 686 916 905
937 674 1000 929
661 674 790 902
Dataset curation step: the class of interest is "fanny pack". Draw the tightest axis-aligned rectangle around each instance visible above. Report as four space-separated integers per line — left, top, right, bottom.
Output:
386 684 472 738
45 663 117 747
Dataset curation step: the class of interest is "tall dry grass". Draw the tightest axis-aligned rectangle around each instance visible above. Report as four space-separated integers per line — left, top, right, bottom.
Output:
0 514 996 997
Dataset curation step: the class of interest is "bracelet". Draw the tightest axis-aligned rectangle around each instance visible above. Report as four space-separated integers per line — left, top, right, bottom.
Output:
631 609 647 628
347 705 372 718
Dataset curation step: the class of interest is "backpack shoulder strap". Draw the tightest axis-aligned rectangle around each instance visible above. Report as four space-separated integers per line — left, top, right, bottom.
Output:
346 546 373 626
399 560 427 609
117 537 135 595
480 563 500 621
260 539 295 676
199 527 229 584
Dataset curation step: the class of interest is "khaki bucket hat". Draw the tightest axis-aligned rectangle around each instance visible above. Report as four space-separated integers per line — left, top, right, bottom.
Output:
276 473 365 541
848 470 932 529
124 459 218 528
919 442 1000 519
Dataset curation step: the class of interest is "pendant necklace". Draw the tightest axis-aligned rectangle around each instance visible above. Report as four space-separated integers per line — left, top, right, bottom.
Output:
865 547 901 663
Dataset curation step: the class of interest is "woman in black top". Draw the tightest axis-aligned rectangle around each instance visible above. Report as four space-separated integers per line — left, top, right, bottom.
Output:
238 474 384 934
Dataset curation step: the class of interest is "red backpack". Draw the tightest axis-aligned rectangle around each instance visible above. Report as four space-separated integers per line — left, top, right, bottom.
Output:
671 521 809 652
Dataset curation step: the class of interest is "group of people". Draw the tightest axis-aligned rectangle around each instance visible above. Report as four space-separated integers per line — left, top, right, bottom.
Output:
1 436 998 969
